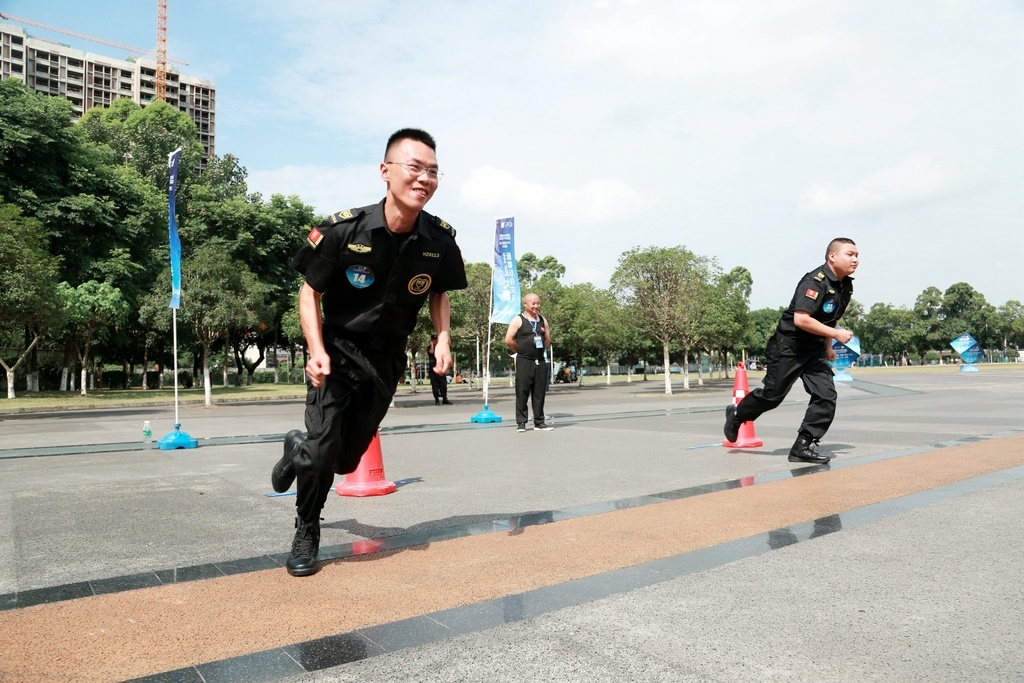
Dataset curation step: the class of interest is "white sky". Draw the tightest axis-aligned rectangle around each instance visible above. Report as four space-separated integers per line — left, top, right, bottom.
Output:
9 0 1024 310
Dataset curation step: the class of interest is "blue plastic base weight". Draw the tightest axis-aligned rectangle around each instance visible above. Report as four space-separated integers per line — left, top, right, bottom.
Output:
470 405 503 423
158 426 199 450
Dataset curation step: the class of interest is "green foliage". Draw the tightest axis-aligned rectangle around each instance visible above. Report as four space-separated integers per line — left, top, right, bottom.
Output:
0 79 79 214
553 284 624 367
0 200 62 333
745 308 784 357
517 252 565 292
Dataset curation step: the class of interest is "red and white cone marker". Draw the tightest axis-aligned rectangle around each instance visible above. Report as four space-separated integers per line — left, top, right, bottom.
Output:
723 363 763 448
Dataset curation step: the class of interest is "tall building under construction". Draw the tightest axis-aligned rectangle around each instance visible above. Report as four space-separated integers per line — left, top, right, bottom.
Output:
0 21 216 159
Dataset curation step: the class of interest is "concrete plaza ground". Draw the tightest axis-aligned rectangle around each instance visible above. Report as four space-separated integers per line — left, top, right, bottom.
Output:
0 366 1021 682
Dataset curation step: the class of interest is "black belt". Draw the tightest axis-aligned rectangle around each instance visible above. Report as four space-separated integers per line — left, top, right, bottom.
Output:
774 333 821 352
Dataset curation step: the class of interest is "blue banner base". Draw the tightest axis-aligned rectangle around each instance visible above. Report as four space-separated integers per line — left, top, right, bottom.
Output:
158 425 199 450
470 405 503 423
833 371 853 382
959 364 980 373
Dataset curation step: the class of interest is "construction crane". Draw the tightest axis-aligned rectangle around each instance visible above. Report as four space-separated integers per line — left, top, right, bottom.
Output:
0 11 189 69
156 0 168 100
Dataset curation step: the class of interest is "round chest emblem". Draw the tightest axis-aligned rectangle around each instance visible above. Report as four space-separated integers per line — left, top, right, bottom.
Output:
346 265 375 289
408 274 432 295
823 300 836 314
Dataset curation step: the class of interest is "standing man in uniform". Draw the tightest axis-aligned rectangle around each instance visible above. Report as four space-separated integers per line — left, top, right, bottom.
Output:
504 293 553 432
271 128 467 576
427 333 452 405
724 238 859 464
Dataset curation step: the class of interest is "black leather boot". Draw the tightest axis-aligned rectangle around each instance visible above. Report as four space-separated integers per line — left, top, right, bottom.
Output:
271 429 305 493
788 434 830 464
286 517 321 577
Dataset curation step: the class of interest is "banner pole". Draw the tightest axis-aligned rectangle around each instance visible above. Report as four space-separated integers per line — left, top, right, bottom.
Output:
172 308 180 426
157 147 197 449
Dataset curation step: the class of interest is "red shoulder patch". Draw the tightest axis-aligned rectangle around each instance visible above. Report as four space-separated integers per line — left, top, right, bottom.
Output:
804 288 819 300
307 227 324 249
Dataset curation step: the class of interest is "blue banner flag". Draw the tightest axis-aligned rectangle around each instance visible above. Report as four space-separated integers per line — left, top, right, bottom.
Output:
489 217 521 324
167 147 183 309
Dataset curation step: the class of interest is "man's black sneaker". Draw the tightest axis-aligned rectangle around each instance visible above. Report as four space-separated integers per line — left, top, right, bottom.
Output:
788 435 831 464
517 423 526 433
272 429 305 493
441 398 453 405
535 423 554 431
723 404 740 443
286 517 321 577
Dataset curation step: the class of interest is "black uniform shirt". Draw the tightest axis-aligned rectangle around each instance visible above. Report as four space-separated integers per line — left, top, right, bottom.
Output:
776 263 854 347
289 199 468 343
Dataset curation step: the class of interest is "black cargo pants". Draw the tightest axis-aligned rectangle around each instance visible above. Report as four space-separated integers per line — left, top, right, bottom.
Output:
734 332 837 441
293 339 405 523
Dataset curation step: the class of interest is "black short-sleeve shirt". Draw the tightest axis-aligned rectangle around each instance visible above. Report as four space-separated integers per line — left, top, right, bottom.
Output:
776 263 854 346
289 199 468 343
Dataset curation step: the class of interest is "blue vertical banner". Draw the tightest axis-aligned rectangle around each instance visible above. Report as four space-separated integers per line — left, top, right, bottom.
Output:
489 216 521 324
167 147 183 309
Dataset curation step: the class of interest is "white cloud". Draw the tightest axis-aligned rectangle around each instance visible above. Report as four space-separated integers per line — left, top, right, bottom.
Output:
247 165 383 215
458 166 643 226
797 156 971 215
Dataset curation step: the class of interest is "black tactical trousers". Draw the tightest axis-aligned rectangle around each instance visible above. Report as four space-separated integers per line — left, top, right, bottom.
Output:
293 340 404 523
514 355 548 426
734 333 837 440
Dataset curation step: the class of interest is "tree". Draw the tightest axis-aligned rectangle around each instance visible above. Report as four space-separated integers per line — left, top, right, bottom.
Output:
745 308 784 359
859 303 921 365
0 79 79 216
58 280 130 396
517 253 565 291
940 283 1001 350
0 201 62 398
697 266 751 381
141 245 270 406
554 284 624 385
914 286 945 352
998 301 1024 353
78 98 204 192
612 246 702 395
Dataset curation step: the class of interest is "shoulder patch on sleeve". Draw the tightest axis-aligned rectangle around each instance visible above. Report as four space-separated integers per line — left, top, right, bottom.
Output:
307 226 324 249
804 288 819 301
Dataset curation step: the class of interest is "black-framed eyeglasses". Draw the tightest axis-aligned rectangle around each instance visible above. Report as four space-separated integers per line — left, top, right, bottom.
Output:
385 161 443 180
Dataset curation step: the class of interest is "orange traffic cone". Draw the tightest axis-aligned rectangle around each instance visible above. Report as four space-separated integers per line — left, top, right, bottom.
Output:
723 363 763 448
334 432 397 497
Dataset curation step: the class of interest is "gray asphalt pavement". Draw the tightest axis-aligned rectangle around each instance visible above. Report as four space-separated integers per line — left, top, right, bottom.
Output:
1 366 1022 682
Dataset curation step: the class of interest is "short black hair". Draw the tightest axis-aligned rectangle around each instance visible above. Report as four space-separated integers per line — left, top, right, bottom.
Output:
385 128 436 157
826 237 856 260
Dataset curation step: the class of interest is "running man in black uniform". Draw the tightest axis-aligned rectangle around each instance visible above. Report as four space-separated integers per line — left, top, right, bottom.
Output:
724 238 859 464
271 128 467 576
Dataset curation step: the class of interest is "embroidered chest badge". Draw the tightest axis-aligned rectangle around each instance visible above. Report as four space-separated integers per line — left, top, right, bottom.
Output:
823 300 836 314
408 274 432 295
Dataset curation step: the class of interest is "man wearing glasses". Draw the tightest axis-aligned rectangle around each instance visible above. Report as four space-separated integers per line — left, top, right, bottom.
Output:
271 128 467 576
